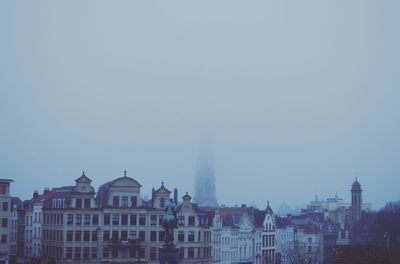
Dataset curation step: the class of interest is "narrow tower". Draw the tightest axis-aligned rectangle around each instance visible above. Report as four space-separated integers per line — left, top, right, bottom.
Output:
194 145 218 207
351 178 362 222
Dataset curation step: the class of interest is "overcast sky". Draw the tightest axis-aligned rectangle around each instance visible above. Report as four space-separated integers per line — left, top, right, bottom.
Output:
1 1 399 210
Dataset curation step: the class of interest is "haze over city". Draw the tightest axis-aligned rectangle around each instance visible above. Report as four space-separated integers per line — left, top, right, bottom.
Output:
1 1 399 210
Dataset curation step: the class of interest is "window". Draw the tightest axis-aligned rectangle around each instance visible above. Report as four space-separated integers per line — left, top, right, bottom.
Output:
150 231 157 241
84 214 90 225
139 231 145 241
112 214 119 225
112 248 118 258
121 231 128 241
188 216 195 226
84 199 90 208
67 214 73 225
178 231 185 242
179 247 184 259
139 215 146 225
75 247 81 259
84 231 90 241
92 231 98 241
1 218 7 228
150 215 157 225
160 197 165 208
308 237 312 243
75 214 82 225
92 214 99 225
66 247 72 259
113 196 119 207
129 247 136 258
131 196 137 208
122 196 129 207
83 247 89 259
103 247 110 258
103 231 110 241
2 202 8 211
188 231 195 242
75 231 81 242
112 231 119 241
1 235 6 244
159 215 163 225
104 214 110 225
67 231 73 241
130 231 137 240
178 216 185 226
121 248 128 258
121 214 128 225
91 247 97 259
0 185 5 195
130 214 137 225
308 246 312 254
76 199 82 208
150 247 157 260
159 231 165 242
188 247 194 258
139 248 145 258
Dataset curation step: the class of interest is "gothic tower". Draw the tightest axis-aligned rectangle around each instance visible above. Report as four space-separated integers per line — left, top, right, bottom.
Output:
351 178 362 222
194 145 218 207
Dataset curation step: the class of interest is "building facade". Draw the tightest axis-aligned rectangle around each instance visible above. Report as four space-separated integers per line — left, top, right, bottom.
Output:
37 171 213 264
0 179 13 264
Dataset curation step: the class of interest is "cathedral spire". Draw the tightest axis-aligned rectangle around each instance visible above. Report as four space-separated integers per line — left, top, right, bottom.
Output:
194 143 218 207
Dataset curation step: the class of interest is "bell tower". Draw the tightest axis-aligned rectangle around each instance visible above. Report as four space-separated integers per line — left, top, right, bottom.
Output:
351 177 362 222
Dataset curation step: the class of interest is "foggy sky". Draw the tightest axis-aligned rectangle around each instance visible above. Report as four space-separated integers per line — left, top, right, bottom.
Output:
1 1 399 210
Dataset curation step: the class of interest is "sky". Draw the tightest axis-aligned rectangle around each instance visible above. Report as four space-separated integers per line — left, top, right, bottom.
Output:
0 1 399 210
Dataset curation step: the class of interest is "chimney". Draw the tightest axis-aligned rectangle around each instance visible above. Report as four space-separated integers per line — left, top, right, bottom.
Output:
241 204 246 208
33 190 39 200
152 188 155 203
43 188 49 196
174 188 178 205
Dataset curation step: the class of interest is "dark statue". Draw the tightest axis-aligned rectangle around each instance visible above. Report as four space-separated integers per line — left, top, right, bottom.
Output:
162 198 178 244
160 198 180 264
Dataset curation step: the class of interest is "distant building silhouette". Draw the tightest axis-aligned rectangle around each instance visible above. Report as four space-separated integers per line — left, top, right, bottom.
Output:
351 178 362 223
194 146 218 207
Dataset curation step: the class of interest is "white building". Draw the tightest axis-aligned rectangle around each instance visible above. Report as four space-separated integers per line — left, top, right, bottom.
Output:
261 203 275 264
211 204 272 264
0 179 13 264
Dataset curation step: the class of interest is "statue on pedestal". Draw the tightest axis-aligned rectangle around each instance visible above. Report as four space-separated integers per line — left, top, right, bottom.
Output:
162 198 178 244
160 198 180 264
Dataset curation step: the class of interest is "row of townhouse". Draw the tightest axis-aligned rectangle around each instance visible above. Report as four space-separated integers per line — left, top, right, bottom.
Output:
210 203 276 264
209 206 341 264
13 172 213 264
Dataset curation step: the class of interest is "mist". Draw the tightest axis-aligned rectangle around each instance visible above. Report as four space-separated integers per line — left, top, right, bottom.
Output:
1 0 399 209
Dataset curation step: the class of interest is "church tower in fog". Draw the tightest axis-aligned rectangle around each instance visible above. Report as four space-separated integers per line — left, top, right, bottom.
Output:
194 145 218 207
351 178 362 222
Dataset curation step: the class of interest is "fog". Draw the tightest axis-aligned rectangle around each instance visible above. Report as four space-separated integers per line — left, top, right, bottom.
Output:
1 1 399 209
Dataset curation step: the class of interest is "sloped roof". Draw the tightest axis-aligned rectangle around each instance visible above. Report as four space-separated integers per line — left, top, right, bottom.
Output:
75 171 92 183
42 186 74 209
95 181 113 205
154 182 171 194
275 216 292 228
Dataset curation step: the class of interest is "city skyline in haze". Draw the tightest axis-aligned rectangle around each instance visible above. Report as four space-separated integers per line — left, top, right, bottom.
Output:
1 1 399 210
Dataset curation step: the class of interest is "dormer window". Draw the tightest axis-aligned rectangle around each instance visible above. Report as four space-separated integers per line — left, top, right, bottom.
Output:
122 196 129 207
131 196 137 208
113 196 120 207
160 197 165 208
